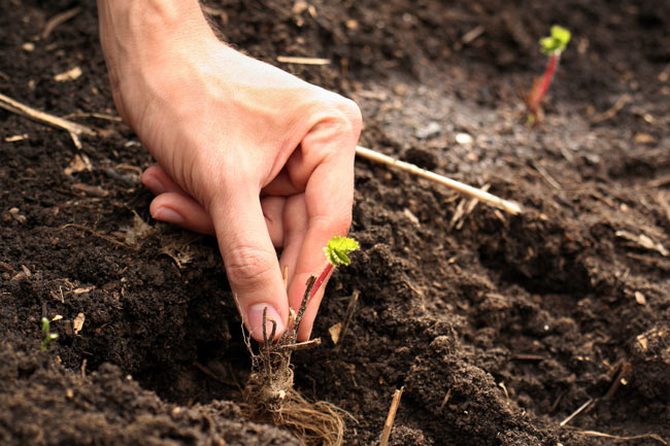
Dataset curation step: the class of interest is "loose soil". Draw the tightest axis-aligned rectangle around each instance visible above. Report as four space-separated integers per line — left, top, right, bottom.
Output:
2 0 670 445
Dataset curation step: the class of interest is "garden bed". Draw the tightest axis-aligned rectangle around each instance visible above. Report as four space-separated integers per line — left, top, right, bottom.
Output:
1 1 669 444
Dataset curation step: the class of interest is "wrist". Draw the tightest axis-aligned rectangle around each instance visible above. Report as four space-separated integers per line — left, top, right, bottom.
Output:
97 0 214 75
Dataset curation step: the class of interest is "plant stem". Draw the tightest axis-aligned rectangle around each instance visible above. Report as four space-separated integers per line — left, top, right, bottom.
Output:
528 53 560 117
309 263 334 301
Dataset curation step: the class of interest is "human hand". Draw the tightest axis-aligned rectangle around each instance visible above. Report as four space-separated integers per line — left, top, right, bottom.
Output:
97 1 362 341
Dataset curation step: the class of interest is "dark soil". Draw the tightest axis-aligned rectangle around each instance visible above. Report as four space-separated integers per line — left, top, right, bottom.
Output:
2 0 670 445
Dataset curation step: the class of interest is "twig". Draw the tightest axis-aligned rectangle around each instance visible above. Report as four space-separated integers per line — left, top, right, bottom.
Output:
0 92 94 149
656 192 670 227
531 161 562 190
380 387 404 446
355 146 523 215
293 276 316 334
560 398 594 427
605 360 632 400
590 94 632 124
276 56 330 65
63 111 123 122
334 290 360 352
565 428 667 445
648 173 670 188
278 338 322 352
512 353 547 361
60 223 130 249
42 7 82 39
438 388 452 411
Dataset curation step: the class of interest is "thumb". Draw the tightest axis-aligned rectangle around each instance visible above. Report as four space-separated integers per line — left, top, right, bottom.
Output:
209 186 288 341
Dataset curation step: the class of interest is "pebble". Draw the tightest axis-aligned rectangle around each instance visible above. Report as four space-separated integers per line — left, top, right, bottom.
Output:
415 121 442 139
455 132 474 145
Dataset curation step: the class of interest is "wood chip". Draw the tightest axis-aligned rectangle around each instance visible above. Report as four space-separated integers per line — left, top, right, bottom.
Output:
329 322 343 345
73 286 95 295
64 154 93 175
615 230 668 256
462 25 485 44
71 183 109 197
634 132 656 145
4 134 28 142
73 312 85 335
403 208 420 226
634 291 647 305
54 66 82 82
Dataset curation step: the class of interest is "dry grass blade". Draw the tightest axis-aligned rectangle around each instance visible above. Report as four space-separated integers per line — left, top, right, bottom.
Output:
380 386 404 446
590 94 632 124
560 398 594 427
355 146 523 215
334 290 360 351
0 92 94 149
42 7 82 39
277 56 331 65
567 429 667 445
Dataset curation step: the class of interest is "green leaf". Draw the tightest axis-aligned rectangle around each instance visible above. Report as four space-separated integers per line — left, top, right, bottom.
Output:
540 25 571 55
324 236 360 267
41 317 50 336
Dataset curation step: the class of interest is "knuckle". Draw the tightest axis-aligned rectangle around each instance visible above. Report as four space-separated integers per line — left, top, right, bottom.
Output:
225 244 277 287
329 96 363 135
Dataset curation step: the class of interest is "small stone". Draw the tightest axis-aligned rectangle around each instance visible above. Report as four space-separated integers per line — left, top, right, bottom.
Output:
415 121 442 139
634 291 646 305
21 42 35 52
455 132 474 145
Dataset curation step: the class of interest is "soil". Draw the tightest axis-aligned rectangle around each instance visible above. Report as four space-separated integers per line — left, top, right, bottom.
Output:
2 0 670 445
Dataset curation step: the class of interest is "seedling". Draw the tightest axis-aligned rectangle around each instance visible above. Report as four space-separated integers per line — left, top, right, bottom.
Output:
527 25 571 123
40 317 58 351
242 235 360 446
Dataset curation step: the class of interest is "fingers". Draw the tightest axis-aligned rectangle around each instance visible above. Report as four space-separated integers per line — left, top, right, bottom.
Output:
209 184 289 341
149 192 216 235
286 119 359 341
143 165 284 245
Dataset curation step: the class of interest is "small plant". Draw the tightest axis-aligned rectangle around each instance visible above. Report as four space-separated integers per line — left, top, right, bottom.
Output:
40 317 58 351
242 235 360 446
527 25 571 123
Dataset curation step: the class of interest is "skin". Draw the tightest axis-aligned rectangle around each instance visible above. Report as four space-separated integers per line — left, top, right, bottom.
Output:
96 1 362 341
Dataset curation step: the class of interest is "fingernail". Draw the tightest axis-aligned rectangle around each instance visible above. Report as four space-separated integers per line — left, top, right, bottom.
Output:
153 207 184 225
142 176 166 194
247 303 285 340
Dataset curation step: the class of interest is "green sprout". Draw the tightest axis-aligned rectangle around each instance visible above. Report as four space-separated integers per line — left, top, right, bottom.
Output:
40 317 58 351
323 236 360 267
306 236 359 302
539 25 571 55
527 25 572 122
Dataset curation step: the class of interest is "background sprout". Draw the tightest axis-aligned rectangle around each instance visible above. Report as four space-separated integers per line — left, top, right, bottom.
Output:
40 317 58 352
527 25 572 122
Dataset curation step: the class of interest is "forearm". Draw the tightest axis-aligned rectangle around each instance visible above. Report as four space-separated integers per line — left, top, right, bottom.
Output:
96 0 217 120
96 0 213 75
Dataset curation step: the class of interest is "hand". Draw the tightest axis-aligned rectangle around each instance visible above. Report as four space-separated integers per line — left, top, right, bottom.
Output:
97 1 362 341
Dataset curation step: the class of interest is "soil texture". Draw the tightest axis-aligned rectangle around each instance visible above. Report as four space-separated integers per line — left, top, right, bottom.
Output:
1 0 670 445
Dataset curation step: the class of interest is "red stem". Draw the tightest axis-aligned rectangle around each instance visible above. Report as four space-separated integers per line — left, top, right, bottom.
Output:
529 53 560 115
309 263 334 301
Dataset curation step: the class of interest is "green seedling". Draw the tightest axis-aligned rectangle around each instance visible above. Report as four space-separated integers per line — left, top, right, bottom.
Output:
306 236 359 304
40 317 58 351
242 235 360 446
527 25 571 123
